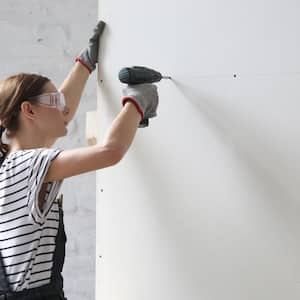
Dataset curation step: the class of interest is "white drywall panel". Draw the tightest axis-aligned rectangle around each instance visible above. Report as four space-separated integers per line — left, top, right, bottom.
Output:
96 1 300 299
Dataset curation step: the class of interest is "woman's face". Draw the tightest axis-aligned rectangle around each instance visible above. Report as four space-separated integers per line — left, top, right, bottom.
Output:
32 81 69 138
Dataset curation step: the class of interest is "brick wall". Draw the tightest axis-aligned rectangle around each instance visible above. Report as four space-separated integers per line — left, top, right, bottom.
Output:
0 1 98 299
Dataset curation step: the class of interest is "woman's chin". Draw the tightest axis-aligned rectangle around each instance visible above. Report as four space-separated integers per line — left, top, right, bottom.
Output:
62 128 68 136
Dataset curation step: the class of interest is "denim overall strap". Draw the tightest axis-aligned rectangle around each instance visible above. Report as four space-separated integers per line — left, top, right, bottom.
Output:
50 193 67 299
0 248 10 294
0 283 62 299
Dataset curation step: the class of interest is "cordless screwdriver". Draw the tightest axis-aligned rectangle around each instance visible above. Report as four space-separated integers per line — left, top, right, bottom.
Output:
119 66 171 84
119 66 171 127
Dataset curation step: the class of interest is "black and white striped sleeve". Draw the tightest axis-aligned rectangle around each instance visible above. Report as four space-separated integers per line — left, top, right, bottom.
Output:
26 148 63 224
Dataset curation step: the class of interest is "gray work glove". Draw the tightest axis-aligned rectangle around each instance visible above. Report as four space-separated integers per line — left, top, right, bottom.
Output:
75 20 106 73
122 84 159 128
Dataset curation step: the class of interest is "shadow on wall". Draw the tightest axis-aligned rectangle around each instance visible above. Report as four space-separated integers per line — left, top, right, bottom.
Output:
172 78 299 200
98 72 300 224
97 75 300 292
130 76 300 235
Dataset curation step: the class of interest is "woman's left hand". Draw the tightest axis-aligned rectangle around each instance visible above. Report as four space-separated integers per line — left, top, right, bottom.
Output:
75 20 106 73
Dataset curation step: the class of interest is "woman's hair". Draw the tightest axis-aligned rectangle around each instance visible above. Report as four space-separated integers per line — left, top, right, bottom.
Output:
0 73 50 159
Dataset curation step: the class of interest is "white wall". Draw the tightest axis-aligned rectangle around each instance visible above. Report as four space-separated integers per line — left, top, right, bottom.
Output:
96 1 300 299
0 2 98 299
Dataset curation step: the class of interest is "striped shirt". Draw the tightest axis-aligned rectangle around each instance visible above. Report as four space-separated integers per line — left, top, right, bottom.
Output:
0 147 64 291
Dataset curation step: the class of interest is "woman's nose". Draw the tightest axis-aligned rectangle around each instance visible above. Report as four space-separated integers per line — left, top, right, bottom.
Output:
62 106 70 116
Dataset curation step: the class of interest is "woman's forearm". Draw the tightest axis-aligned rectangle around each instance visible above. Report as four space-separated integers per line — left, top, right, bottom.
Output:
102 102 142 157
59 62 90 123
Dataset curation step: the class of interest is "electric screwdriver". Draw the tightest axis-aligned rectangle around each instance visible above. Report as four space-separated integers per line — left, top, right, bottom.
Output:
119 66 171 127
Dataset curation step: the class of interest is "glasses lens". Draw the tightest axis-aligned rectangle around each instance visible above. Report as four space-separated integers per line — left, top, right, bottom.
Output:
30 92 66 111
55 92 66 111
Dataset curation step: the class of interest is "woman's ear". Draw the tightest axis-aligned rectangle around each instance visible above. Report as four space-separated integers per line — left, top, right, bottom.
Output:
20 101 36 119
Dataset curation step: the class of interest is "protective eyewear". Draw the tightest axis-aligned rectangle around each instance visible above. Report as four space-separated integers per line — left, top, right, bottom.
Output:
28 92 66 111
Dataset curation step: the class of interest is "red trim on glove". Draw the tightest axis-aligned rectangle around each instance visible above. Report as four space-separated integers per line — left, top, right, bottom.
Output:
122 97 144 120
75 57 92 74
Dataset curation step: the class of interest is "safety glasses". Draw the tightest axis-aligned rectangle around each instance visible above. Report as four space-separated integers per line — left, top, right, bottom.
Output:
28 92 66 112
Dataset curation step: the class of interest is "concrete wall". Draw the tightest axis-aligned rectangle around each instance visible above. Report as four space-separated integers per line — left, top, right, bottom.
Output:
96 0 300 299
0 1 98 299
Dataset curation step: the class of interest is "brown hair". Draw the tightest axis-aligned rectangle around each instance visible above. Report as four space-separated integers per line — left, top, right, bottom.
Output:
0 73 50 159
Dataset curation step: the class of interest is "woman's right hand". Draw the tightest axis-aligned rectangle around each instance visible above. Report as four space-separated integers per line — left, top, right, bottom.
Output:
122 83 159 128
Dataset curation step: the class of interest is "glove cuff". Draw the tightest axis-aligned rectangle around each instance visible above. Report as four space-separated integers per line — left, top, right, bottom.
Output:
122 97 144 120
75 57 93 74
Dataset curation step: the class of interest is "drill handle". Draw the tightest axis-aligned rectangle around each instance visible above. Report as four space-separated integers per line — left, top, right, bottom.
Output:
139 118 149 128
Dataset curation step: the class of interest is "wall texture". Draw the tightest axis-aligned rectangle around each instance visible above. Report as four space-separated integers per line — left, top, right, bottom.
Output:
96 0 300 299
0 1 98 299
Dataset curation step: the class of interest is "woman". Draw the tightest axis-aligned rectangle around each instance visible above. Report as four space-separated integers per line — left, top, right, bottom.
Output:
0 21 159 300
